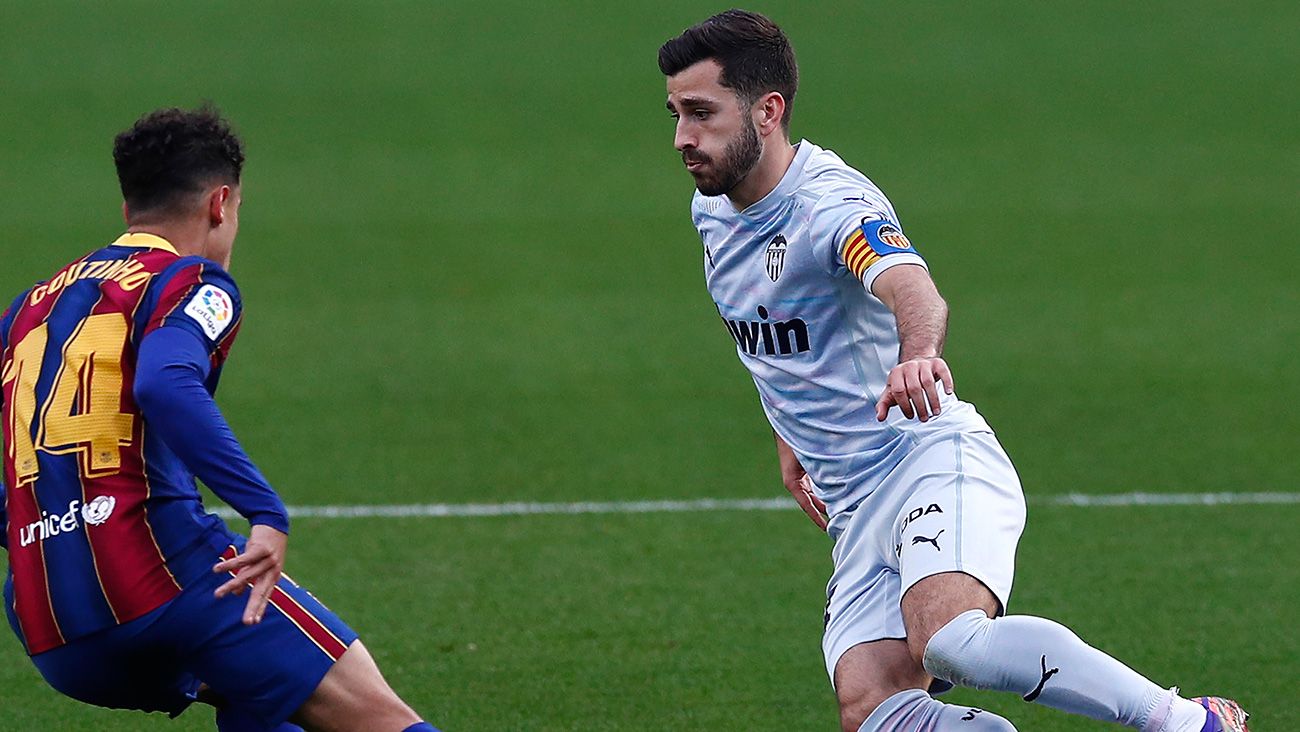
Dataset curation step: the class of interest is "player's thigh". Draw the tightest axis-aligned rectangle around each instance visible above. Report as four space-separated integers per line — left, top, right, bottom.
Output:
892 431 1025 660
289 639 420 732
175 555 361 728
834 639 931 732
822 495 909 687
894 434 1024 605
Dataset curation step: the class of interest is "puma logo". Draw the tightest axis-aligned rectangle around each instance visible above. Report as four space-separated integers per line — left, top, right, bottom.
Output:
1023 655 1060 702
911 529 945 551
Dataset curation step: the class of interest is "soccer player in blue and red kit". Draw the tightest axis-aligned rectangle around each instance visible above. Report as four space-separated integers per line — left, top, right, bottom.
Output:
0 107 439 732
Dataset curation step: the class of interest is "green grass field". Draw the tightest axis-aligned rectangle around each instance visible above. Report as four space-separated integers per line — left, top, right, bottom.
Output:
1 1 1296 729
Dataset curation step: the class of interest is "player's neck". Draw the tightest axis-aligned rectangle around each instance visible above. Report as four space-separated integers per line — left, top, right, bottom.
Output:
126 219 208 259
727 137 797 211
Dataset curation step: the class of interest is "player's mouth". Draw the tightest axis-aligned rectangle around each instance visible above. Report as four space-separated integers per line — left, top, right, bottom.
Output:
683 153 709 172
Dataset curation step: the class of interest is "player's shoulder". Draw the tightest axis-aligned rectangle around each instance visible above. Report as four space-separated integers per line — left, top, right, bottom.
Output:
139 256 241 330
149 255 240 298
798 143 894 221
138 256 242 347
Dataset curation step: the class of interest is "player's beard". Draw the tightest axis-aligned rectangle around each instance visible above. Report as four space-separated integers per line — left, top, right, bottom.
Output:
686 119 762 197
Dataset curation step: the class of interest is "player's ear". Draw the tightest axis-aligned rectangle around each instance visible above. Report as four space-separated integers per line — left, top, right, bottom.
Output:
755 91 786 138
207 186 230 227
121 201 130 224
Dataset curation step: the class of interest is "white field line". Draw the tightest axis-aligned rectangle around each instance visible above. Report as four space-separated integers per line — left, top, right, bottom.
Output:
212 492 1300 520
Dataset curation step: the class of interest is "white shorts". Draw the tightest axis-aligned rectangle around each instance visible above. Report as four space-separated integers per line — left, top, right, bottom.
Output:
821 430 1026 686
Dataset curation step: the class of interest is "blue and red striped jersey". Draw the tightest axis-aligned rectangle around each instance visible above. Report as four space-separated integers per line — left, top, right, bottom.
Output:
1 232 272 655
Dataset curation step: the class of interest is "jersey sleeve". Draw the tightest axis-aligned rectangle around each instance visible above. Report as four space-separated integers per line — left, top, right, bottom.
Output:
141 259 243 366
134 326 289 533
0 292 29 551
809 194 928 294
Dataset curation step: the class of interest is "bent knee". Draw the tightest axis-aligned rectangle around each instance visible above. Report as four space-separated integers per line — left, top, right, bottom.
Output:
295 641 421 731
837 685 917 732
920 608 991 683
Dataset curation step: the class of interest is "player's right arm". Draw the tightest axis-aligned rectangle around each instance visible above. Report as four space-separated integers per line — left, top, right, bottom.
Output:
774 431 828 531
810 191 953 422
134 261 289 624
870 266 955 423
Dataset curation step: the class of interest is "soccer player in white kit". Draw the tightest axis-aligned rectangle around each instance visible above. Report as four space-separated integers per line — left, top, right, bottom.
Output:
659 10 1248 732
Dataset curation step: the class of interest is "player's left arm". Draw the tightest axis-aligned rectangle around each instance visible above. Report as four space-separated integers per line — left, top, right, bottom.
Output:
135 328 288 625
872 264 955 423
136 261 289 624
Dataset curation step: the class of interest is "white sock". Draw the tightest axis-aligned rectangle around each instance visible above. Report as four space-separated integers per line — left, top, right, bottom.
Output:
1148 689 1214 732
858 688 1017 731
923 610 1206 730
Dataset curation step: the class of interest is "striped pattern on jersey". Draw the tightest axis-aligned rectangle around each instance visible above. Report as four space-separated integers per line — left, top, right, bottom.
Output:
1 234 240 654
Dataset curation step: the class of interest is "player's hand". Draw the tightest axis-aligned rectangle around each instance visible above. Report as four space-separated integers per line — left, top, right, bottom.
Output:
774 432 828 531
875 356 954 423
786 473 829 532
212 524 288 625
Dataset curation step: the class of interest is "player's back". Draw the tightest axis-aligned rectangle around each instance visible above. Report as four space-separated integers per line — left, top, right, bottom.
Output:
1 233 238 655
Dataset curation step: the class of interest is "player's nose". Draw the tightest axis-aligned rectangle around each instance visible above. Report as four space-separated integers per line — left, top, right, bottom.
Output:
674 121 696 152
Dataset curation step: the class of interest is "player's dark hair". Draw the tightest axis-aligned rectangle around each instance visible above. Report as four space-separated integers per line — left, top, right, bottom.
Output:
112 105 244 217
658 9 798 127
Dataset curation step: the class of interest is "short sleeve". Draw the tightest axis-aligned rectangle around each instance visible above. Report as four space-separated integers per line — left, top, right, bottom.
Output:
141 259 243 365
810 194 927 294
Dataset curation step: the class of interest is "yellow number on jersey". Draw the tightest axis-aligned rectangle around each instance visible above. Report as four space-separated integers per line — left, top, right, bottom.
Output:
3 314 135 484
3 323 48 484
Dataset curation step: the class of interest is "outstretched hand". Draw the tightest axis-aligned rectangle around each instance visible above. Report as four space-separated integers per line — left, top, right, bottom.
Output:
213 524 287 625
875 356 954 423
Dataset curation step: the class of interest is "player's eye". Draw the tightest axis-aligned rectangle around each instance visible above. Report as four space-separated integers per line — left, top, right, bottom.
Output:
693 110 710 120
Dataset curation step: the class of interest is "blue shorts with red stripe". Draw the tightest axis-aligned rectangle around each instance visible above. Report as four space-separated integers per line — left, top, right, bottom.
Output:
6 539 358 726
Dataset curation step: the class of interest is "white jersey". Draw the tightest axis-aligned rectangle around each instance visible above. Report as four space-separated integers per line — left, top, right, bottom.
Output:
692 140 991 535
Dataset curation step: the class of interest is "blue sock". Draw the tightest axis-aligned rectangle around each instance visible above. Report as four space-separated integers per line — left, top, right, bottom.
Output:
215 706 304 732
403 724 440 732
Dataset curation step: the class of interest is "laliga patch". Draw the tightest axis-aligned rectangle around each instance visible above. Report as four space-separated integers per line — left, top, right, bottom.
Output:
860 217 915 255
183 284 234 340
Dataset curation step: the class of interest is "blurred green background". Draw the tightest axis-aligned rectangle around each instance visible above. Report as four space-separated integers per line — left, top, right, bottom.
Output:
0 1 1295 729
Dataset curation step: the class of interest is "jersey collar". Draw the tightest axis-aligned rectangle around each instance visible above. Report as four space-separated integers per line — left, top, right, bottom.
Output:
737 139 814 218
112 232 179 255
